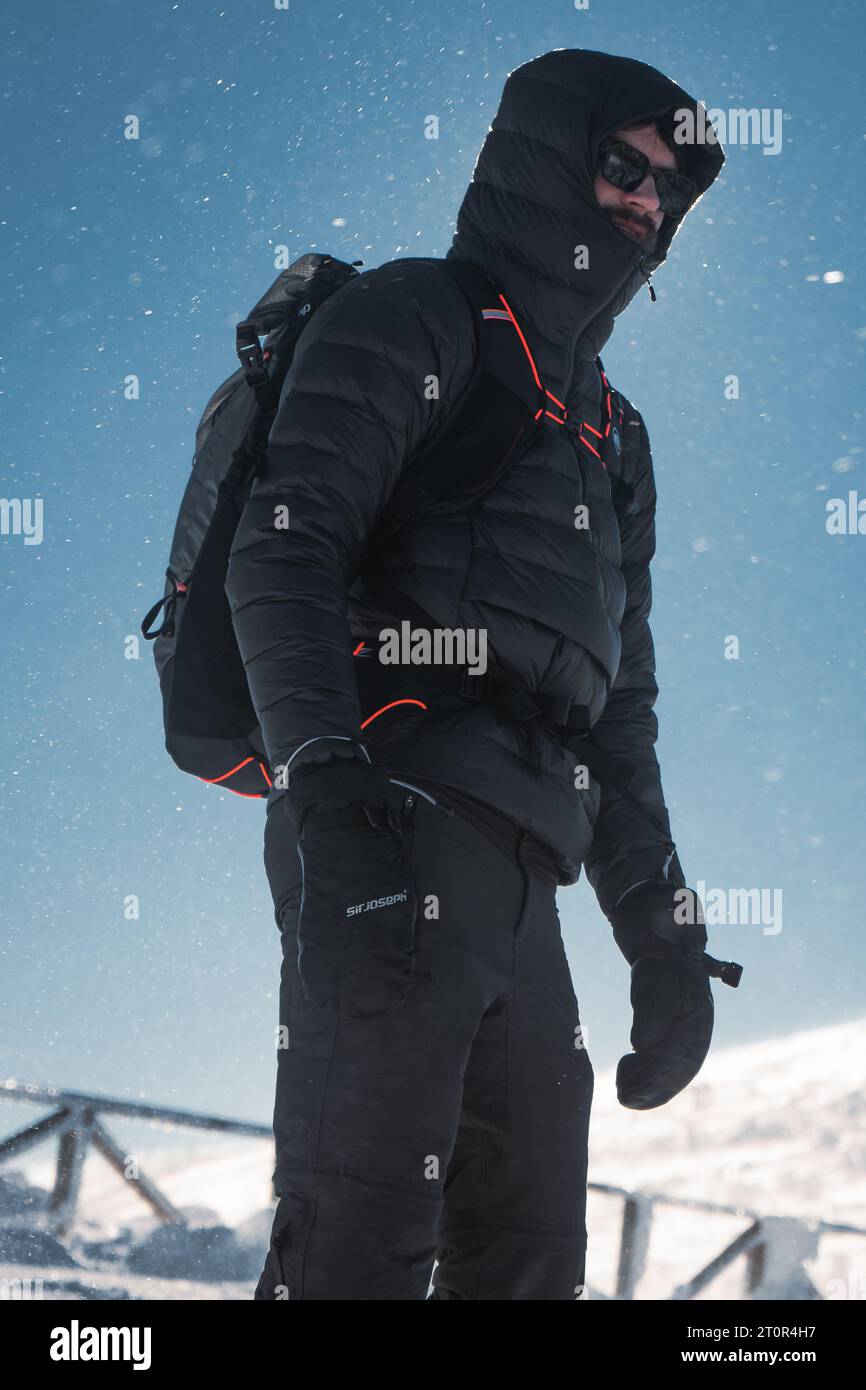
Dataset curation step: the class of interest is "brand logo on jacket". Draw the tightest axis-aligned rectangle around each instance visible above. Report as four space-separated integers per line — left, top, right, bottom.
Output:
346 890 409 918
611 425 622 456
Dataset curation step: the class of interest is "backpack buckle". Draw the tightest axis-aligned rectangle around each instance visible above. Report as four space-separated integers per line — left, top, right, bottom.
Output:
456 669 554 727
235 320 270 390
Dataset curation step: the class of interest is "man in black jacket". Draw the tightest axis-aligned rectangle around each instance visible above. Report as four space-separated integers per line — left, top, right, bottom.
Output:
226 49 728 1300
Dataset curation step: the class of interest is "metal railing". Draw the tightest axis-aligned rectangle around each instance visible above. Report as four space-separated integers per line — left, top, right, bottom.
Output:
2 1079 864 1298
589 1180 866 1300
0 1080 269 1236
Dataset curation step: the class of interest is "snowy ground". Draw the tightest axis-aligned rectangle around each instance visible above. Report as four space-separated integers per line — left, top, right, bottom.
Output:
2 1019 864 1300
587 1016 866 1299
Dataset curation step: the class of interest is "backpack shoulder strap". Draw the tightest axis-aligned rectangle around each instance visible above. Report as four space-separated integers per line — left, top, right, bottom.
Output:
363 256 546 560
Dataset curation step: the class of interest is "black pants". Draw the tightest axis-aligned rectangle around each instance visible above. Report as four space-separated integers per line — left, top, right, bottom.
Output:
257 781 594 1300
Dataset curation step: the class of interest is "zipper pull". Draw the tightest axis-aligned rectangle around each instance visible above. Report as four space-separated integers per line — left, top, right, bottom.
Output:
637 257 657 303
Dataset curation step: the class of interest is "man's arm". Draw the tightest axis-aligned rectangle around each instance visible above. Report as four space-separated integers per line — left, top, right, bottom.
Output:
579 394 742 1109
581 397 686 919
224 262 473 780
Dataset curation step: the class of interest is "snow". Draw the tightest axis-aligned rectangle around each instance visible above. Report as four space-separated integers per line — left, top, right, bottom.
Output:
586 1016 866 1298
2 1018 865 1299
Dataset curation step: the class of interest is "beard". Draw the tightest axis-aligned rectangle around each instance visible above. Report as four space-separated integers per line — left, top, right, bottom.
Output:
604 205 660 254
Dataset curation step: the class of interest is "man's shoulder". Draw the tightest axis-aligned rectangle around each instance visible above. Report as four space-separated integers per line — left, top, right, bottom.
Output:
286 256 478 402
343 258 477 344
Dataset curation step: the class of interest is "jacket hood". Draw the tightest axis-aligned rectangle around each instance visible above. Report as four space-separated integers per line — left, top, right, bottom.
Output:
446 49 724 397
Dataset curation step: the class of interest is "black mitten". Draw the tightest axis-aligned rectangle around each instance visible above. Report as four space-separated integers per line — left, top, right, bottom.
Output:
610 883 742 1110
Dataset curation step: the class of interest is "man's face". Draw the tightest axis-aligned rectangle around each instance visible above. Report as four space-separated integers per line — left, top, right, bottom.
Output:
593 123 677 253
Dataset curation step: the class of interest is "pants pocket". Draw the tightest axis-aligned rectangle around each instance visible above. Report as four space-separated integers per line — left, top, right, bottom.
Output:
254 1190 318 1301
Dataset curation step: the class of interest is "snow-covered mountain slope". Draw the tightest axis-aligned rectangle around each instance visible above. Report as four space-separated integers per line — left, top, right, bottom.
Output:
585 1016 866 1298
588 1016 866 1226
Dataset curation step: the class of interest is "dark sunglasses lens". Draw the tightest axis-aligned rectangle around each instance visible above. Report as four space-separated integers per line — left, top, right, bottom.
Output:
599 142 648 191
654 170 695 218
601 141 696 219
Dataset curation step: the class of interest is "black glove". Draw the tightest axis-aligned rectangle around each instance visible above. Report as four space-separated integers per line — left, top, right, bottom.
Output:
609 882 742 1111
286 756 418 1018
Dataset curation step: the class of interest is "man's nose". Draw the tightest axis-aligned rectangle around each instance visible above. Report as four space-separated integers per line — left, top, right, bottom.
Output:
625 173 661 213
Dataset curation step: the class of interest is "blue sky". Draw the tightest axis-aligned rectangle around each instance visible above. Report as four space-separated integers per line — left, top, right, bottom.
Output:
1 0 863 1129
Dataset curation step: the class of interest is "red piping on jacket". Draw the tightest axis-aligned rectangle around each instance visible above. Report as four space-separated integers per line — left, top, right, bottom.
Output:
599 365 613 438
578 363 615 467
200 756 257 784
497 293 542 390
197 757 272 796
360 698 428 730
487 295 568 425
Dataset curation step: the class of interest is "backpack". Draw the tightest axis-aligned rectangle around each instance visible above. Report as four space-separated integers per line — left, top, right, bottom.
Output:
140 252 547 797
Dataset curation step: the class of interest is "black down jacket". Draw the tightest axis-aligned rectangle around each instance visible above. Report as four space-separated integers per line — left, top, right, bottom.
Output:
225 49 724 908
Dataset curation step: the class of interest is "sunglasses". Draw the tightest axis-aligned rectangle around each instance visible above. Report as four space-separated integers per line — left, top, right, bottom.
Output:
597 139 696 220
